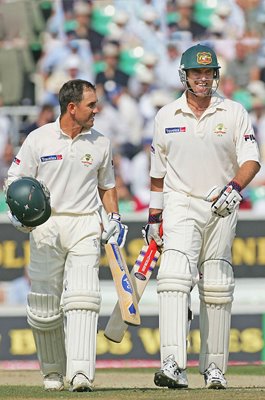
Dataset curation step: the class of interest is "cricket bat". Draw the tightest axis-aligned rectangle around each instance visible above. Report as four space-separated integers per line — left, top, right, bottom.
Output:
100 207 140 326
104 237 161 342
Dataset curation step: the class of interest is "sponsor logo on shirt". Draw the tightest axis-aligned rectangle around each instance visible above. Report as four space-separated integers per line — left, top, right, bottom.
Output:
150 145 155 154
81 153 93 166
244 133 256 143
214 123 227 136
40 155 63 162
13 157 21 165
165 127 186 134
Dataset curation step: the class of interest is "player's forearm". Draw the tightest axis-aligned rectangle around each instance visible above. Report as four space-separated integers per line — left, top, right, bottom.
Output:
232 160 260 190
149 177 164 214
98 187 119 214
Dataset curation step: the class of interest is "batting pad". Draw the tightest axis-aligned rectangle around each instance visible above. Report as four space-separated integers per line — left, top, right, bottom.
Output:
157 249 192 369
63 263 101 383
27 292 66 376
198 259 235 374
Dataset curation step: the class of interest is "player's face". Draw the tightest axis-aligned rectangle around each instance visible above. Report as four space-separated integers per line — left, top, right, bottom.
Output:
187 68 214 97
74 88 99 130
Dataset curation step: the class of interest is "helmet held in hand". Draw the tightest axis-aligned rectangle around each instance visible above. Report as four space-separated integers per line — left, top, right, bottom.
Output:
6 177 51 227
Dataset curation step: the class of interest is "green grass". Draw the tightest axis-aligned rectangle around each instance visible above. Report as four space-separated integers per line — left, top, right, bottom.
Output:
104 365 265 375
1 366 265 400
1 387 265 400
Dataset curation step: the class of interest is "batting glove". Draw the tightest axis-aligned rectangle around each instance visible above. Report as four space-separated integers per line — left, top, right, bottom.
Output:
142 212 163 246
211 181 242 218
101 212 128 248
7 210 36 233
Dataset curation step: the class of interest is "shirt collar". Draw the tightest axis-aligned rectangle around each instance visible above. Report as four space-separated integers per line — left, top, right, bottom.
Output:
55 117 92 137
175 91 227 114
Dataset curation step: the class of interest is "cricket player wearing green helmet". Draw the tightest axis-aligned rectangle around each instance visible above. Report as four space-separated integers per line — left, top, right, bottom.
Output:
142 43 260 389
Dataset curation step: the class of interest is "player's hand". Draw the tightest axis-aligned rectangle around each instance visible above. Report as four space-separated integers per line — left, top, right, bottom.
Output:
142 212 163 246
211 181 242 218
7 210 36 233
101 212 128 247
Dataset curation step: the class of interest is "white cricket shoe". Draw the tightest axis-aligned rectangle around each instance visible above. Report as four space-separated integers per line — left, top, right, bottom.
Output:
154 355 188 389
43 373 64 391
70 373 93 392
204 362 227 389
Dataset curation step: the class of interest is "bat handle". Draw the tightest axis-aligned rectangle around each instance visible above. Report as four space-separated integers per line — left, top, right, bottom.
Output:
99 205 109 230
99 205 117 244
150 223 163 252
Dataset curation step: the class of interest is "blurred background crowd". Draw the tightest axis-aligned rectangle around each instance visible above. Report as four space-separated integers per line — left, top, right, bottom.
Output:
1 0 265 216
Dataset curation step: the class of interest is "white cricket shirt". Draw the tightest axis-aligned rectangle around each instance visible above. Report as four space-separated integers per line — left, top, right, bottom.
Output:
150 92 260 199
8 118 115 214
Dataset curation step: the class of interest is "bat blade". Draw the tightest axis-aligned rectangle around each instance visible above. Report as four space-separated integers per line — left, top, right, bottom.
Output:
104 242 141 326
104 239 160 342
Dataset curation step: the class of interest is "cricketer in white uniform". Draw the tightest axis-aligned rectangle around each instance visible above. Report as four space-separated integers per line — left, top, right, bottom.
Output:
143 44 260 389
5 80 127 392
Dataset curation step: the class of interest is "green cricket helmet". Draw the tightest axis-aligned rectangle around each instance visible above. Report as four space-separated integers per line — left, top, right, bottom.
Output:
6 177 51 227
179 44 221 91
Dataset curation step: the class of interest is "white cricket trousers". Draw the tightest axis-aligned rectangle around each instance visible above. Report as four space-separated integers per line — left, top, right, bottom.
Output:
28 212 102 382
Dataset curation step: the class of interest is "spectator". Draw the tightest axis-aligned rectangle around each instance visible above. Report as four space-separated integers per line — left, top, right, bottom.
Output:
92 97 128 151
72 1 105 57
0 142 14 193
168 0 208 42
95 42 130 98
130 138 152 210
102 83 144 152
225 41 260 89
0 107 12 160
37 34 94 100
0 142 14 213
41 54 92 106
20 104 56 143
156 41 182 94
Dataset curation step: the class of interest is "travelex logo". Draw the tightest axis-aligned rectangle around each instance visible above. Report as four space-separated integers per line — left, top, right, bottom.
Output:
165 127 186 134
40 154 63 162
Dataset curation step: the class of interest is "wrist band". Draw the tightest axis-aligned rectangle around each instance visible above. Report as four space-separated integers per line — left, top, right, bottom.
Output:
109 212 121 221
149 191 163 209
228 180 242 193
148 212 162 224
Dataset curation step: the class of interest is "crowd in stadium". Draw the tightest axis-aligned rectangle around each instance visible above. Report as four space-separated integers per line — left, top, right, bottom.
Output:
0 0 265 213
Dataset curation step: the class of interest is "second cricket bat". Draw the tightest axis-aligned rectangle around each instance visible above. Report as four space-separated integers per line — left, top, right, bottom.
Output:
104 238 161 342
104 241 141 326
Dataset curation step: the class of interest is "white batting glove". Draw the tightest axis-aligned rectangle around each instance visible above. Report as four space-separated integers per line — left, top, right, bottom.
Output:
101 212 128 248
142 212 163 246
211 181 242 218
7 210 36 233
205 186 223 202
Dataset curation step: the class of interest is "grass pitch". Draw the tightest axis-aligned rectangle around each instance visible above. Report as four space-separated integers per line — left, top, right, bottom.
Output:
0 366 265 400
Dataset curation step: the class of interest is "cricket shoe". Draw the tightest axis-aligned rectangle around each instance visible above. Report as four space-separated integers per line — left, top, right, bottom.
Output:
70 373 93 392
43 373 64 391
154 355 188 389
204 362 227 389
